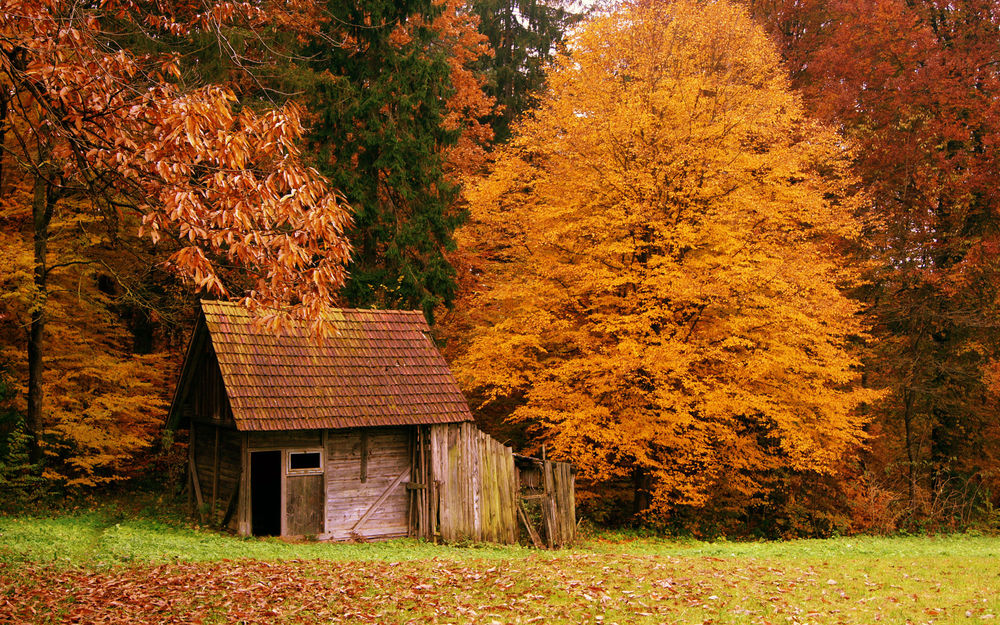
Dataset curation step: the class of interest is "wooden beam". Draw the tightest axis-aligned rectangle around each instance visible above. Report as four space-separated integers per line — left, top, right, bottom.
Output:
351 467 410 532
517 500 544 549
237 433 250 536
431 479 440 543
418 425 432 538
185 427 193 511
542 460 556 549
360 430 369 483
280 450 287 537
221 472 240 528
407 428 416 538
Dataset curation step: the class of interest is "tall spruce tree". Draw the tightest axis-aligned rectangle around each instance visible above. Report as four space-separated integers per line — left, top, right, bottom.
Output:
307 1 474 319
472 0 579 143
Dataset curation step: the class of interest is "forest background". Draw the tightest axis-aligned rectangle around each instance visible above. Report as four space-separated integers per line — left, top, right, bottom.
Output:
2 0 999 539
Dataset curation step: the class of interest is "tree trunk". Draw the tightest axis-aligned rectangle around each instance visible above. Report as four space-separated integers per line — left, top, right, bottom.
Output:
26 170 56 465
0 90 8 192
902 388 916 508
633 466 652 517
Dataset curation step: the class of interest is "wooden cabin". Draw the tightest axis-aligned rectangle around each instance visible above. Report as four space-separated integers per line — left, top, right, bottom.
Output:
166 301 575 545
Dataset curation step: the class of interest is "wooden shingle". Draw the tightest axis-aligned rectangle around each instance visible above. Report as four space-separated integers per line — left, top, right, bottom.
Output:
173 301 473 431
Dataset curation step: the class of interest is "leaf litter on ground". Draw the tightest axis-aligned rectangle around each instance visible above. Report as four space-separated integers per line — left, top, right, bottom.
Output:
3 546 1000 624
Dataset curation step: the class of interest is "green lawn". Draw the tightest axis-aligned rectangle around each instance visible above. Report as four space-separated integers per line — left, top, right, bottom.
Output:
1 507 998 624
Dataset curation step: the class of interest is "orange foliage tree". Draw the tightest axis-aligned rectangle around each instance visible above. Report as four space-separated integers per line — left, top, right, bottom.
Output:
0 163 180 486
451 0 880 525
0 0 353 481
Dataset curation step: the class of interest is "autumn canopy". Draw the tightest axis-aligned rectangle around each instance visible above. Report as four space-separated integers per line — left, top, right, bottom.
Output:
4 0 1000 536
451 0 879 520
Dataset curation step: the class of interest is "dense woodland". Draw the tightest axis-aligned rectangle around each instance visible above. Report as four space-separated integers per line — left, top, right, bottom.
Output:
1 0 999 538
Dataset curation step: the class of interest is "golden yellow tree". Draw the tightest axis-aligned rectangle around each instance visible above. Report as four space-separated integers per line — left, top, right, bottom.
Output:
452 0 881 522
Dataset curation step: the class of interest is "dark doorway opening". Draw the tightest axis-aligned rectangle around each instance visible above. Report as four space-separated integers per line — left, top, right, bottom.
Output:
251 450 282 536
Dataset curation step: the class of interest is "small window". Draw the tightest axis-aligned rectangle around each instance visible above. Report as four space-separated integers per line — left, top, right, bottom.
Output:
288 451 322 474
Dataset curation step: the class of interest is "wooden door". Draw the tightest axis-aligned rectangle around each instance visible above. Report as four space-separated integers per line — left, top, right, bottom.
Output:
286 449 324 536
286 474 324 535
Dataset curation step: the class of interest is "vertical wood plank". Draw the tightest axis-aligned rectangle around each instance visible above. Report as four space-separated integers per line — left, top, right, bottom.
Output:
430 478 439 542
470 423 481 540
468 423 476 540
322 429 329 536
564 463 573 545
433 425 442 538
189 423 205 518
407 428 415 538
550 461 561 547
424 426 433 540
280 450 287 537
568 468 576 544
451 423 462 540
479 431 489 541
486 434 499 542
508 447 517 543
430 425 440 539
503 442 515 543
431 425 448 540
420 426 429 539
543 460 556 548
211 425 220 517
238 432 250 536
416 426 424 539
360 429 369 483
187 422 196 514
450 423 459 540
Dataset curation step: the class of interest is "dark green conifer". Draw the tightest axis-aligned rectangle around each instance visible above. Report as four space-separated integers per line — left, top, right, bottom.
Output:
472 0 579 143
308 1 465 321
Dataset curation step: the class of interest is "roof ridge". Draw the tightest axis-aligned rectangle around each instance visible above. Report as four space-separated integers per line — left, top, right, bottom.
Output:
200 300 425 317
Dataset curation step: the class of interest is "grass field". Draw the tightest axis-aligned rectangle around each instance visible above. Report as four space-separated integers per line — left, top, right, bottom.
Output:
1 504 998 624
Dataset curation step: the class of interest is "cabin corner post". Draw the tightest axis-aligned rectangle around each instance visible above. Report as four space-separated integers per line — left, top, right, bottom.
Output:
322 429 329 537
237 432 251 536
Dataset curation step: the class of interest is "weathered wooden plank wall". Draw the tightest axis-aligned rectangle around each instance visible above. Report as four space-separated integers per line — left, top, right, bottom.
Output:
325 427 410 541
429 422 519 544
193 420 573 545
407 426 435 540
190 421 241 529
190 345 235 426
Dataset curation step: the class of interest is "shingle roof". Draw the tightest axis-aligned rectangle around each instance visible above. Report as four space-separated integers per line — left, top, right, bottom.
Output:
199 300 473 431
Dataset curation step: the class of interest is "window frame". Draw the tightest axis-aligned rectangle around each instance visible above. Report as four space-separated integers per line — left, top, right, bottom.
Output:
286 448 324 475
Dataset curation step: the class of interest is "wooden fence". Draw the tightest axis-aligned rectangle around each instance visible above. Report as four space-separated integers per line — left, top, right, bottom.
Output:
515 454 576 548
429 422 518 543
409 422 575 547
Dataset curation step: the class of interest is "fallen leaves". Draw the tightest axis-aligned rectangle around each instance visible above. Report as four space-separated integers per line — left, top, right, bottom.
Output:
3 552 997 624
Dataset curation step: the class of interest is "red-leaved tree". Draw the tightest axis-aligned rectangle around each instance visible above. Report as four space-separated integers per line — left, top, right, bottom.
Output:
1 0 353 471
